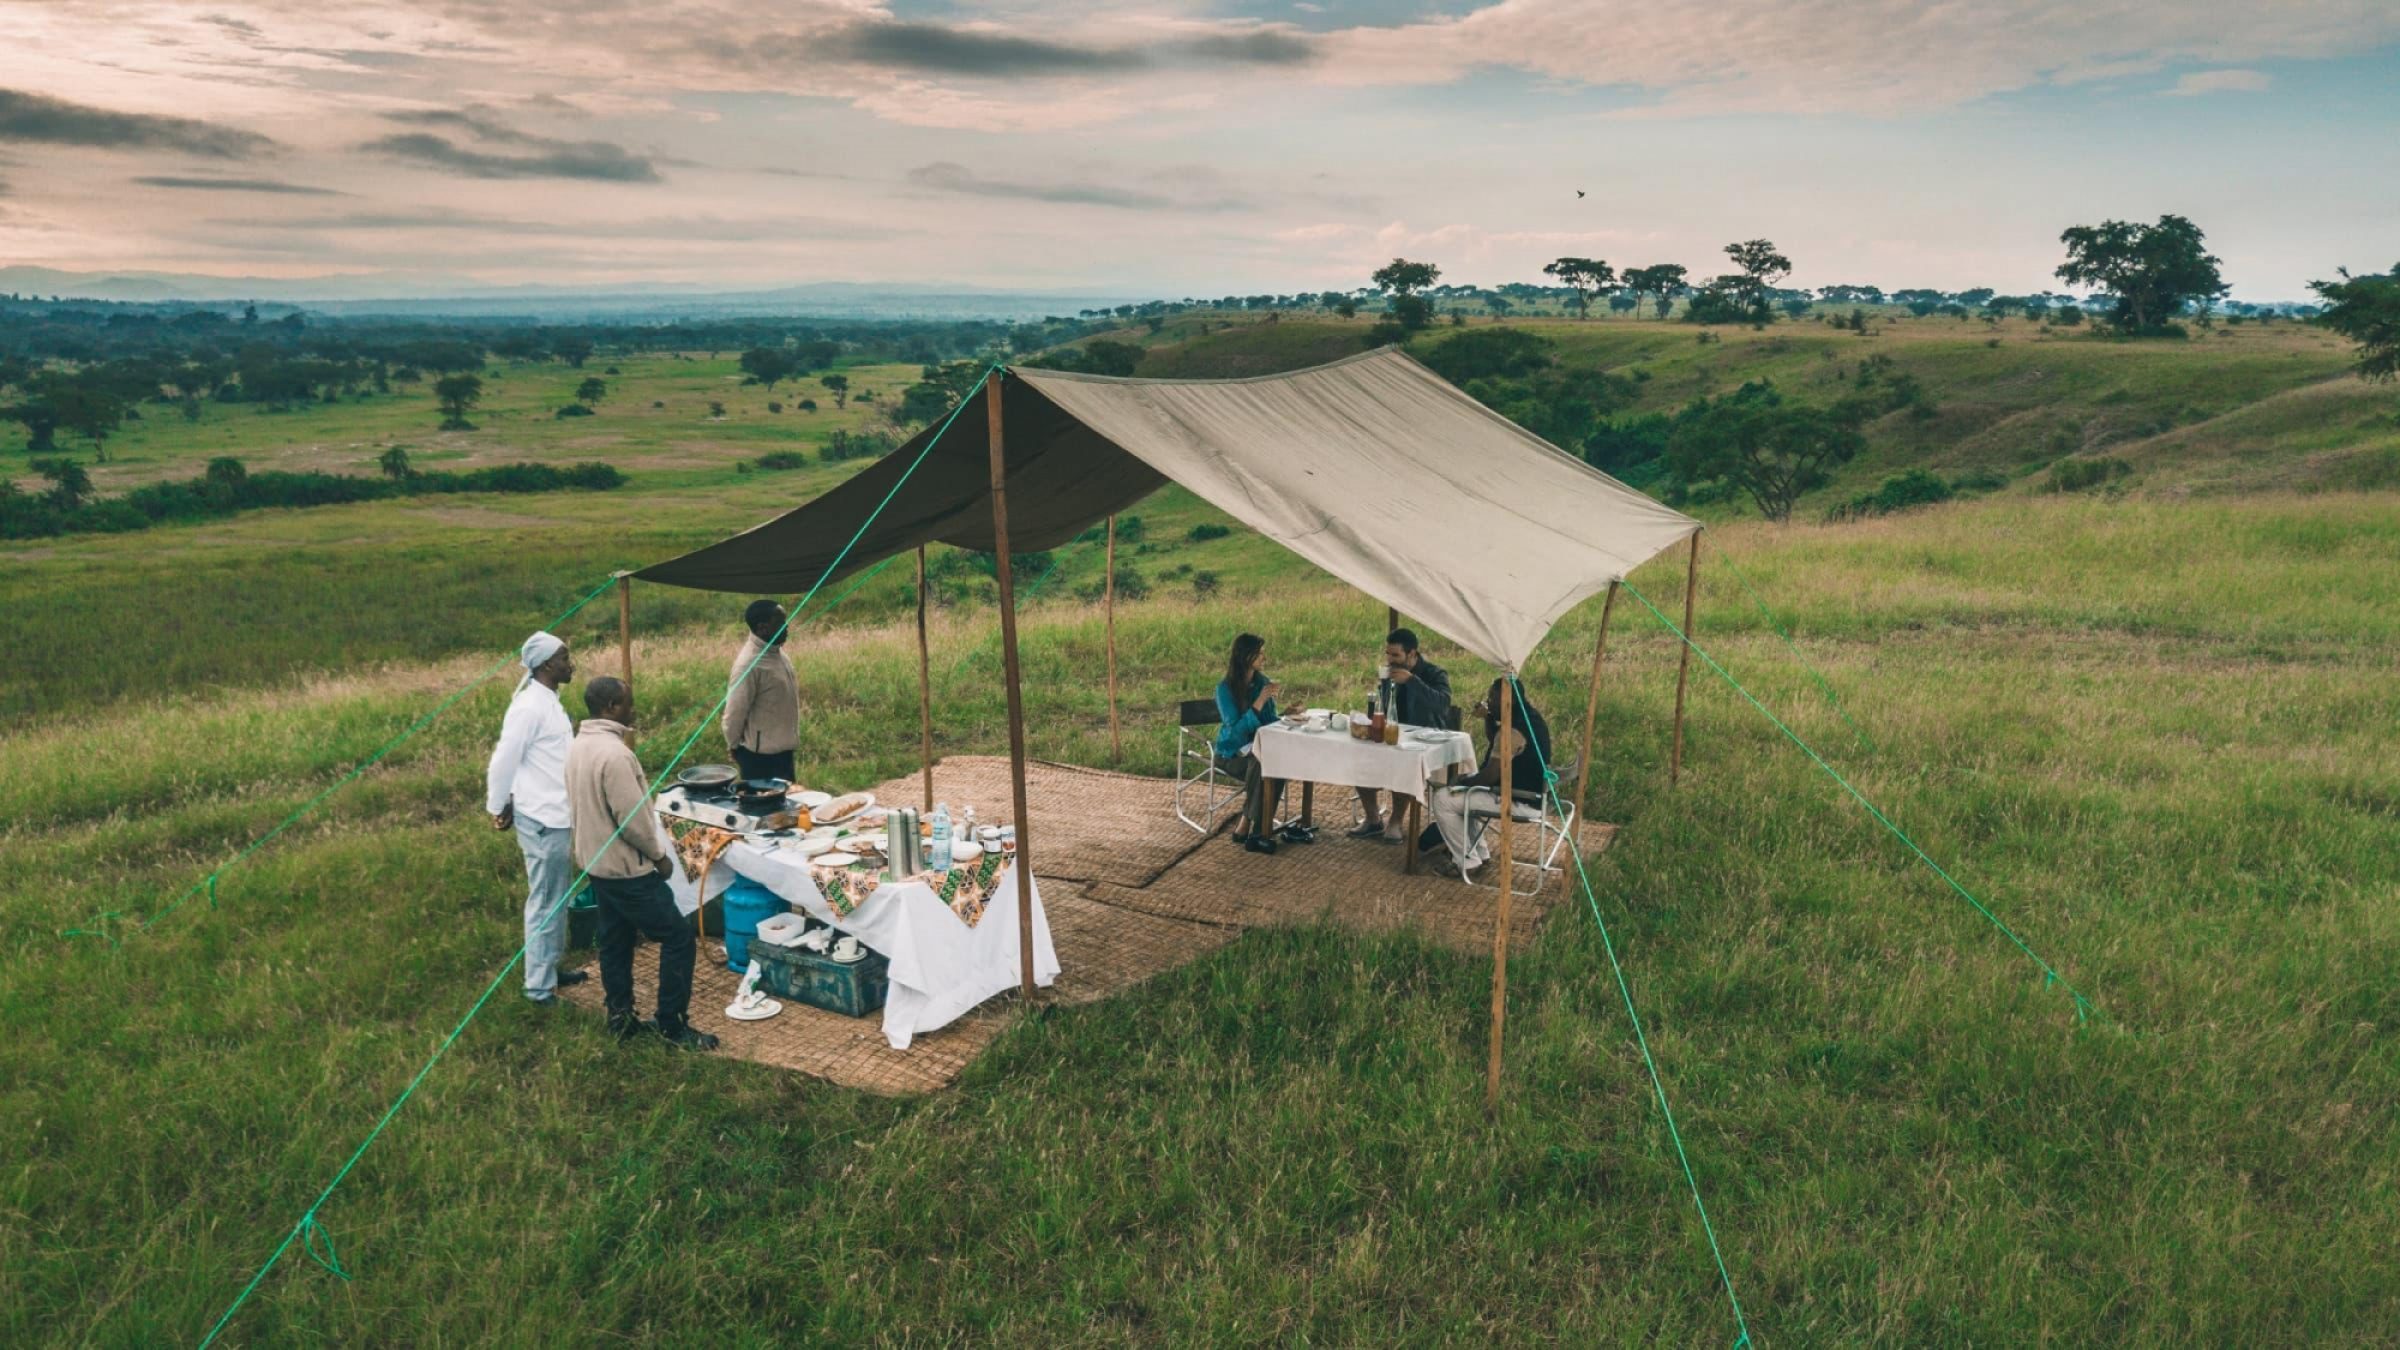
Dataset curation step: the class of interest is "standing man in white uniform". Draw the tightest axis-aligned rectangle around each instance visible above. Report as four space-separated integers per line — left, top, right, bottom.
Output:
485 631 586 1005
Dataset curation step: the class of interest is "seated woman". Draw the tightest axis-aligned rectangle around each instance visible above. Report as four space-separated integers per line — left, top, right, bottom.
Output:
1422 678 1553 879
1213 633 1314 854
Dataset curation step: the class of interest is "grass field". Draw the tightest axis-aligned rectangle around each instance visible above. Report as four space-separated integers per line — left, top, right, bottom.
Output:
4 314 2398 1341
5 484 2398 1342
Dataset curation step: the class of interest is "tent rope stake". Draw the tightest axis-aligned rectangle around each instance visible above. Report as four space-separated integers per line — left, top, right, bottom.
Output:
1618 581 2096 1021
196 368 1001 1348
62 571 626 945
1509 672 1754 1347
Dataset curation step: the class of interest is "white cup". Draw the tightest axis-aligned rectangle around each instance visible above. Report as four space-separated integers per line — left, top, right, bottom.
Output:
833 935 864 961
1329 713 1350 735
977 825 1002 845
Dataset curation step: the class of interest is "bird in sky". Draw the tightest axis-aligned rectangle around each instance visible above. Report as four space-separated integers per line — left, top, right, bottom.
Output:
1575 189 1586 198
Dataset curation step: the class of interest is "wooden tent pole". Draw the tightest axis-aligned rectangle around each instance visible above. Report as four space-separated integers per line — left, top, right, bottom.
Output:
1105 515 1121 764
1575 583 1618 813
1670 532 1700 786
615 572 634 690
986 373 1038 1000
1488 673 1517 1109
917 545 934 813
1386 605 1398 637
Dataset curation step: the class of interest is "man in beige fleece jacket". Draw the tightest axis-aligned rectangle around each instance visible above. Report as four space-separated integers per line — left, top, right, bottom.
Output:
723 598 800 782
568 676 716 1051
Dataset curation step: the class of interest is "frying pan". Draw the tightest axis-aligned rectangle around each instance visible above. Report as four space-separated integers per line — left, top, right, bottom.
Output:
676 763 739 793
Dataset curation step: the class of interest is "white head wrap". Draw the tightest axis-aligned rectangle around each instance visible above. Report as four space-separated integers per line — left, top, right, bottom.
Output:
520 631 566 671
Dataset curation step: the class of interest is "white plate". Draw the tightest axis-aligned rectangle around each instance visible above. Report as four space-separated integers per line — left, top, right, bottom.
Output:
951 840 983 862
784 836 838 859
814 850 861 868
816 792 875 824
795 790 833 809
851 831 888 851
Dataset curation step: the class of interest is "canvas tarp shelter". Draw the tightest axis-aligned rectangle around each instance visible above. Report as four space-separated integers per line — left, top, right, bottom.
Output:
637 347 1698 670
634 346 1706 1101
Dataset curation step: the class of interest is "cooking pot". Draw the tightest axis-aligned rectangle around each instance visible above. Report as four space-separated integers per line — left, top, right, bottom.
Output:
736 778 791 811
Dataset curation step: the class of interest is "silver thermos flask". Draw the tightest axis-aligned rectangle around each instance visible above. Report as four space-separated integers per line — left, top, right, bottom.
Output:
889 807 921 879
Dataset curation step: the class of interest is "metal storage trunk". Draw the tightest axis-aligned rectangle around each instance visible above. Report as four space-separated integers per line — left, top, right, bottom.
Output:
749 938 889 1018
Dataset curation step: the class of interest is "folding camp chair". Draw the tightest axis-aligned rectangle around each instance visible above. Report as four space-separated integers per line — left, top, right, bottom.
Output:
1459 755 1579 896
1174 699 1242 833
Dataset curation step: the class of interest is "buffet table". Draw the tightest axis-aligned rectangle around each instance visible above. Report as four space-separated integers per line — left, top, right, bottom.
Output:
1251 720 1478 871
661 810 1059 1050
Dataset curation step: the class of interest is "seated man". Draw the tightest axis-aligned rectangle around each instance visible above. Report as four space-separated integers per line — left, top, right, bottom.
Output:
1351 628 1452 839
1423 679 1552 880
568 676 717 1051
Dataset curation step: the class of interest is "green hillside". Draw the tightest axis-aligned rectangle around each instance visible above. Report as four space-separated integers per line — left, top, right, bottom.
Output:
1117 312 2400 504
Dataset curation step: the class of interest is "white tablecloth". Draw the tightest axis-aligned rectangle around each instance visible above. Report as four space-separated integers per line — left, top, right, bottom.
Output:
660 814 1059 1050
1251 722 1479 802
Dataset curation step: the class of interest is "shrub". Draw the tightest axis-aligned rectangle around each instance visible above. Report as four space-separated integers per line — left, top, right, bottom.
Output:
2045 456 2134 492
755 451 807 471
555 403 594 418
1077 564 1149 603
767 401 783 414
1186 522 1232 542
798 398 818 412
820 429 895 463
1949 468 2009 493
1191 570 1221 599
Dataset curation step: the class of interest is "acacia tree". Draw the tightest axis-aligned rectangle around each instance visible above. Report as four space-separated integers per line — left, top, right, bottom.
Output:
821 372 850 409
575 377 608 407
1667 384 1865 522
1622 264 1688 319
1371 258 1442 333
2056 214 2228 334
434 373 483 430
2310 263 2400 382
1693 239 1794 325
739 346 798 390
1542 257 1617 320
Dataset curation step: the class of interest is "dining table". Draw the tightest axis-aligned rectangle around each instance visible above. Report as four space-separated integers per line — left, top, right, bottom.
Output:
1250 716 1479 871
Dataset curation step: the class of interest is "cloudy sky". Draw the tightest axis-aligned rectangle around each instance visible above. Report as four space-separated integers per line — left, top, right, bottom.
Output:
2 0 2395 298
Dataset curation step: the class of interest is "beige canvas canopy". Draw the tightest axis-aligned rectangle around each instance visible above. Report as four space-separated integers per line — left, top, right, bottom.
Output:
630 346 1705 1102
638 348 1697 669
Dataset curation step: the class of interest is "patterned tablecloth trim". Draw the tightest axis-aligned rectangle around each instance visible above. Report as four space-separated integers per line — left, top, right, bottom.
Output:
809 847 1010 927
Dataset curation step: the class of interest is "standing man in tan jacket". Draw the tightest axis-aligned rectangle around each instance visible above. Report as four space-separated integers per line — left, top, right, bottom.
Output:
567 676 716 1051
723 598 800 782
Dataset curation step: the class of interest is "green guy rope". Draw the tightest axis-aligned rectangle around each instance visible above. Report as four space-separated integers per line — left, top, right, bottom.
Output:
62 571 626 945
1618 580 2094 1021
197 366 1003 1349
1506 673 1754 1348
1702 525 1875 755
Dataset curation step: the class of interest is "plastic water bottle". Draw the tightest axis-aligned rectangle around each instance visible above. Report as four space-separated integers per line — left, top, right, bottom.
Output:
929 802 953 872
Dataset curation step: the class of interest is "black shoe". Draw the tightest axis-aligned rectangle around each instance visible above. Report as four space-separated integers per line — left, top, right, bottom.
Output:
1277 823 1317 845
1242 834 1278 855
606 1011 653 1043
658 1023 721 1052
554 969 589 988
1345 819 1386 839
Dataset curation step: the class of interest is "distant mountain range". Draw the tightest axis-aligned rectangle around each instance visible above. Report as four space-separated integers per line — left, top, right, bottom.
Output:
0 267 1153 321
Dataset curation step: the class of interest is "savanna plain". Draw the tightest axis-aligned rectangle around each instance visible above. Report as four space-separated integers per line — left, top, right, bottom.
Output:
3 314 2396 1344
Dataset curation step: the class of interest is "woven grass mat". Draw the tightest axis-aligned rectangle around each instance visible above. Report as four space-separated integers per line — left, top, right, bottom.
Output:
557 944 1008 1097
1080 818 1618 955
559 763 1612 1093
